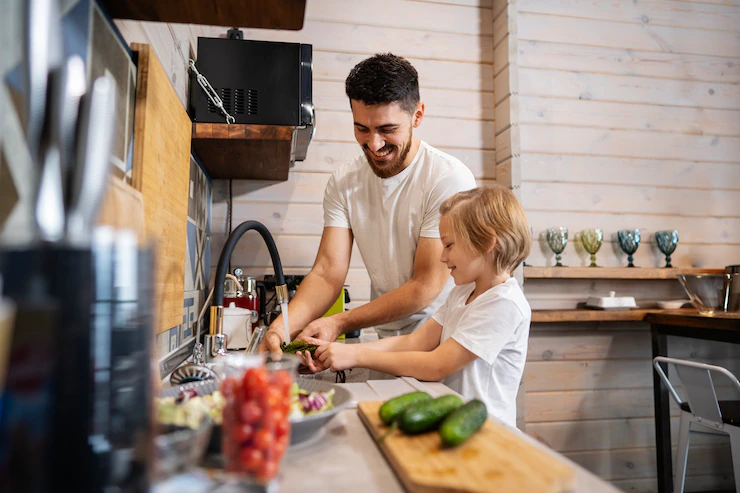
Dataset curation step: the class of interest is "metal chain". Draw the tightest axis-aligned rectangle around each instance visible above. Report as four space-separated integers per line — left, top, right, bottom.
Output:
188 59 235 124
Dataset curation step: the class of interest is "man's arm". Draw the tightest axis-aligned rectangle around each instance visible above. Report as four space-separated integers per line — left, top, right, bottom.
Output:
299 236 449 339
262 227 353 351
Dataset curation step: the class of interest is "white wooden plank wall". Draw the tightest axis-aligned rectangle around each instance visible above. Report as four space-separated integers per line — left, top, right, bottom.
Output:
497 1 740 491
208 0 497 308
526 325 737 492
510 0 740 269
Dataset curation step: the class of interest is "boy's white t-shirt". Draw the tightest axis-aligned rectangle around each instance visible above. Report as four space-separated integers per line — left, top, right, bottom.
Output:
323 141 477 336
432 278 531 428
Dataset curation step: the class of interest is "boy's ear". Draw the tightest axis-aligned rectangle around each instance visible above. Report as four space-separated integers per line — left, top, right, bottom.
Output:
486 236 497 255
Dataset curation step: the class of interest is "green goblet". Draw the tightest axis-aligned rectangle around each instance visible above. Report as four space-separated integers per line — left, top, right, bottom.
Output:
580 228 603 268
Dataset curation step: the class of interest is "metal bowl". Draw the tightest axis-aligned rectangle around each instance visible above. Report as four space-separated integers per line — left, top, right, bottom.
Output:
677 274 733 315
290 378 352 445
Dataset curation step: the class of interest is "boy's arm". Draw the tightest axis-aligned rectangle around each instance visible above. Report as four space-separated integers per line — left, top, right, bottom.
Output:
315 337 477 382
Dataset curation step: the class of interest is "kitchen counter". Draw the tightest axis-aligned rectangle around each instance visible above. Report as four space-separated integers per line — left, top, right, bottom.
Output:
158 376 621 492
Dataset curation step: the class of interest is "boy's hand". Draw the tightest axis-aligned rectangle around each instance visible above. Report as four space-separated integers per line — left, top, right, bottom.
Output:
314 342 359 372
297 349 328 373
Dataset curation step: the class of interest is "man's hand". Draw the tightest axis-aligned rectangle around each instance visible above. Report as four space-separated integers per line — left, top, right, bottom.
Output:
259 328 284 354
295 315 344 345
314 343 360 372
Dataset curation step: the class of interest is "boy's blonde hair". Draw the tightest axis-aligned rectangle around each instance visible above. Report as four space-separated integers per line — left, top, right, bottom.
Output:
440 185 531 275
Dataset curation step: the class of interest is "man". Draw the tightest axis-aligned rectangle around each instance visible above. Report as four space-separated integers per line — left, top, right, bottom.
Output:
263 53 476 353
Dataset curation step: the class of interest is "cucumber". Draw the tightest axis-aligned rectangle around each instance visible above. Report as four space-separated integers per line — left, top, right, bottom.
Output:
378 391 432 425
439 399 487 446
398 394 464 434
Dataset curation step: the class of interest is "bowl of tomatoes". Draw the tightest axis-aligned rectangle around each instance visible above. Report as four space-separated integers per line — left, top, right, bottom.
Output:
217 354 298 484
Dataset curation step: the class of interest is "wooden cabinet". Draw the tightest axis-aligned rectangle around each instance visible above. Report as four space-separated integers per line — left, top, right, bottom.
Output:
98 0 307 30
191 123 296 181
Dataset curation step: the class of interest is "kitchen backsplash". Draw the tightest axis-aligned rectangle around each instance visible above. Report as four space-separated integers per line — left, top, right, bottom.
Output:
154 156 212 359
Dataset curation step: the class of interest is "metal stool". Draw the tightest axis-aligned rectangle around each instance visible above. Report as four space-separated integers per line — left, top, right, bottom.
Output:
653 357 740 493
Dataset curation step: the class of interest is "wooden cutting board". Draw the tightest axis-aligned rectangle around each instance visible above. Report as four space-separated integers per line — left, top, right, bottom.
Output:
130 43 191 335
358 401 575 493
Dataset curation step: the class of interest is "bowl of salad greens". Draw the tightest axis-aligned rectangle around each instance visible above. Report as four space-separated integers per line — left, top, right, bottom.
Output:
289 378 352 445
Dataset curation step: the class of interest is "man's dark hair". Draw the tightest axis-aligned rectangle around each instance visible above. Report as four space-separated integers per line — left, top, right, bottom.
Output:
345 53 420 114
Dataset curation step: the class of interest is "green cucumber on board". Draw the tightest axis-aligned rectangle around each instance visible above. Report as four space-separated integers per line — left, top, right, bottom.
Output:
439 399 487 446
398 394 463 434
378 391 432 426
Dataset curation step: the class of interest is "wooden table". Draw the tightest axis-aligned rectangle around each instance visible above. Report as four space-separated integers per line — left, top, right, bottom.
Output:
646 310 740 493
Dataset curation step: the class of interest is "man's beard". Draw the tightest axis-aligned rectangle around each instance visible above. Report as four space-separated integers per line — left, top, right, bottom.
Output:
363 130 413 179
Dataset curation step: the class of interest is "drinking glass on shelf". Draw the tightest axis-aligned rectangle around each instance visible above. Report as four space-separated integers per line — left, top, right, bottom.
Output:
617 229 641 268
655 230 679 268
546 227 568 267
580 228 603 268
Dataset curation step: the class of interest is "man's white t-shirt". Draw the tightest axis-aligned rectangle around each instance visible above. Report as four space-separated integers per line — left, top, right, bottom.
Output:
432 278 531 428
323 141 476 337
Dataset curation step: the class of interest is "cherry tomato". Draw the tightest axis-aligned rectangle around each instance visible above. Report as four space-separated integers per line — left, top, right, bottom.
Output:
262 386 284 410
243 367 269 397
239 446 264 473
276 417 290 438
253 428 275 451
221 377 240 399
273 370 293 393
256 459 278 482
234 423 254 444
240 400 263 425
274 434 288 459
279 395 292 415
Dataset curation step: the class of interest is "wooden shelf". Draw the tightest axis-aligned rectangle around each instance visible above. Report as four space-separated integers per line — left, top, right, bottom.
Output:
98 0 307 30
191 123 294 181
532 308 697 323
524 266 724 280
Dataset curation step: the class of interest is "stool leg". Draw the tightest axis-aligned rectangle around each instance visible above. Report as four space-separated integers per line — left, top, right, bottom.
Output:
728 425 740 493
674 413 691 493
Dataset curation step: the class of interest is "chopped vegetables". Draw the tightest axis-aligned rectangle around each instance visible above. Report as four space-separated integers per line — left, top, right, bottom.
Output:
156 390 225 429
289 383 335 419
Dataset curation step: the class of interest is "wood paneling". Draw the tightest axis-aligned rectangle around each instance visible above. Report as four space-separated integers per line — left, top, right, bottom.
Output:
532 309 671 323
518 67 740 110
528 417 727 453
517 11 740 57
240 20 493 64
518 96 740 136
516 0 740 32
520 154 740 191
305 0 494 36
517 40 740 83
566 445 733 481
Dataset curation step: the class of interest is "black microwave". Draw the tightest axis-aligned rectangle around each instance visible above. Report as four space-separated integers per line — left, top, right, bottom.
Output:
188 37 314 159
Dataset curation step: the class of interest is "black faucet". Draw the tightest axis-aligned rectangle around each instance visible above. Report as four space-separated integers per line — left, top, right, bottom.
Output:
207 220 287 359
